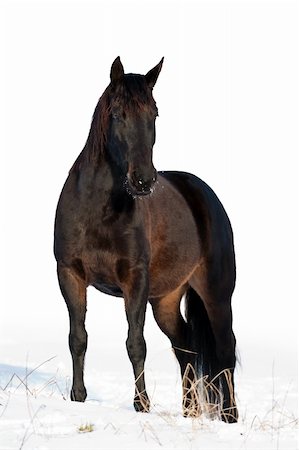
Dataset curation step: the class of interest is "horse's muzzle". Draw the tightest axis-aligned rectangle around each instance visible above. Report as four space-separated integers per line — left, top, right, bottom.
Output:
127 170 157 196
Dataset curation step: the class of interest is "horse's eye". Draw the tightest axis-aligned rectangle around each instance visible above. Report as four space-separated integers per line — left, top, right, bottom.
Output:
112 113 120 121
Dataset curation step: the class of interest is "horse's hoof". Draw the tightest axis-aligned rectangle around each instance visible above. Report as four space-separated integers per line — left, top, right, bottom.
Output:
71 387 87 402
220 407 239 424
134 394 150 413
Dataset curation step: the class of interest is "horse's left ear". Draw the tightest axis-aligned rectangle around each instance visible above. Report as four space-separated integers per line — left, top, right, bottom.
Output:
110 56 125 84
145 57 164 88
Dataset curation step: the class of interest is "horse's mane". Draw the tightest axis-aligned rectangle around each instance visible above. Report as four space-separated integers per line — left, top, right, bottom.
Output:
70 74 157 173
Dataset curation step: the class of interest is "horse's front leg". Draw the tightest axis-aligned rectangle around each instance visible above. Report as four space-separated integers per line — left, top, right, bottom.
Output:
123 266 150 413
57 263 88 402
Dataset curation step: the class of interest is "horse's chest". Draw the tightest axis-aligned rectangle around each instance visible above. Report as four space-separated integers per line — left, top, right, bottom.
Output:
81 228 120 277
81 222 145 288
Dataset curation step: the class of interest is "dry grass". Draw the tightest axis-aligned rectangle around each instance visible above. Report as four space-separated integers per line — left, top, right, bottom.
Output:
180 364 238 423
77 422 95 433
147 362 298 450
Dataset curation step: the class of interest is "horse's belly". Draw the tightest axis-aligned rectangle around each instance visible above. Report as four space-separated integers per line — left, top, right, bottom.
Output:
92 281 123 297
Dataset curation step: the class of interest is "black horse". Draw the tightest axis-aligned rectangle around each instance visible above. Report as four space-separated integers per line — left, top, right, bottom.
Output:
54 57 238 422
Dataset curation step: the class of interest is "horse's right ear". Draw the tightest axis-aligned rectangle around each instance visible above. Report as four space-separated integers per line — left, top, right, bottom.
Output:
145 57 164 89
110 57 124 84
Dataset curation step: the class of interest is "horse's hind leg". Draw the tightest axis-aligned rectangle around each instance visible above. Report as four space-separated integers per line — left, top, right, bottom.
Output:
205 300 237 423
57 263 87 402
150 287 201 417
190 269 238 423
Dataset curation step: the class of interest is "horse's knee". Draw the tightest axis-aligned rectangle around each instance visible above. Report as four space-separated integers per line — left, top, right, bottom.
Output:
126 332 146 365
69 329 87 356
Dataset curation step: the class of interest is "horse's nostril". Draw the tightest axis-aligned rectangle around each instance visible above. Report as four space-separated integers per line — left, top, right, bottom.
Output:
132 171 157 185
132 172 144 187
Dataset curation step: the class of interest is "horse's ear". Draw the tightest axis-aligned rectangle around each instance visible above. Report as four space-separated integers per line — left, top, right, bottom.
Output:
145 58 164 89
110 57 124 84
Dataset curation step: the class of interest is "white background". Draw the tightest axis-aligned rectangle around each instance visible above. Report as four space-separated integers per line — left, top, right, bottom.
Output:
1 0 298 383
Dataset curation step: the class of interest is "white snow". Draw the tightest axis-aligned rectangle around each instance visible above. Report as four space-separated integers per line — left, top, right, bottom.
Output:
0 315 297 450
0 356 297 450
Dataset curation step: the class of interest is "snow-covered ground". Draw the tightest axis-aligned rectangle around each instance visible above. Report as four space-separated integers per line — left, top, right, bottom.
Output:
0 295 297 450
0 352 297 450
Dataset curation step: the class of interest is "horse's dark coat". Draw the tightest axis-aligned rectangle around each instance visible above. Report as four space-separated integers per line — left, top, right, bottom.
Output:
54 57 238 422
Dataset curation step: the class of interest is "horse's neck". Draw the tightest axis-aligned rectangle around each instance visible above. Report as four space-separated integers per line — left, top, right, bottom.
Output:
77 156 130 205
75 158 112 193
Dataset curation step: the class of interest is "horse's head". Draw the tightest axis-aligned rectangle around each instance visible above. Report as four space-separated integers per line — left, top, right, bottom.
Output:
107 57 163 196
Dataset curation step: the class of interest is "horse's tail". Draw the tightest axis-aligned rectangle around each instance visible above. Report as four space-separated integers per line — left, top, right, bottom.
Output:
184 286 239 421
185 287 219 396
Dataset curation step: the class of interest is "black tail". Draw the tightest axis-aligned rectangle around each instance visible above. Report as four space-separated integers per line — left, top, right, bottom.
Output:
185 286 218 378
185 286 238 422
185 285 224 412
